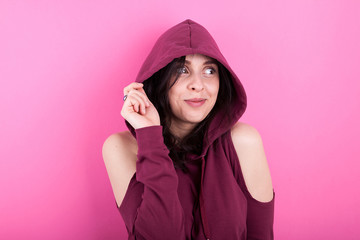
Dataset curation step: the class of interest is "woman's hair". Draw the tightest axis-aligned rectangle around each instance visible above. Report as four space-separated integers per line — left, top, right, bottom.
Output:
143 56 236 172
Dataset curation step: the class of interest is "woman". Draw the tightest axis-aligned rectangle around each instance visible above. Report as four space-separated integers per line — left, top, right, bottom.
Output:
103 19 274 240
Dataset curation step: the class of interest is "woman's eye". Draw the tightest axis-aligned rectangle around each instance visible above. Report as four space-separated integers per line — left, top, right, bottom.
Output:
204 68 215 75
177 67 188 74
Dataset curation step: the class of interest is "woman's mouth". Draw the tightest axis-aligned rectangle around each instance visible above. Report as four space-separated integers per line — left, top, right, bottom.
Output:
184 98 206 107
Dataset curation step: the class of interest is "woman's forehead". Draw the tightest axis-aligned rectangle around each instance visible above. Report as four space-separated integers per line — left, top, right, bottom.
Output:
184 54 216 64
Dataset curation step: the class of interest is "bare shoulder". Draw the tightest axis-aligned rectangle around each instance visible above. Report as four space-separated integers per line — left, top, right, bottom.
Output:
102 131 138 207
231 122 263 146
102 131 137 158
231 122 274 202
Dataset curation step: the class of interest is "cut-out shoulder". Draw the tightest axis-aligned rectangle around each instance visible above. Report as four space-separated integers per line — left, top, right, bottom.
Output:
231 122 274 203
102 131 138 207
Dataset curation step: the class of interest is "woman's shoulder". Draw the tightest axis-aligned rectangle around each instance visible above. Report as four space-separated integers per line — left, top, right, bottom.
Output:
230 122 274 202
102 130 138 168
230 122 263 145
102 130 137 155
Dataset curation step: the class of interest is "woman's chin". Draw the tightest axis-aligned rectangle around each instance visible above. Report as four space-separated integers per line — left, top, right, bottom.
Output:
180 115 208 126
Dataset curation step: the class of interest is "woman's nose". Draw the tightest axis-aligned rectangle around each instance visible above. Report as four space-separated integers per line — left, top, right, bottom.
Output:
188 73 204 91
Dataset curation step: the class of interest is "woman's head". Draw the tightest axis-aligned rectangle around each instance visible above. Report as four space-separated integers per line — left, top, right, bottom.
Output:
143 53 234 134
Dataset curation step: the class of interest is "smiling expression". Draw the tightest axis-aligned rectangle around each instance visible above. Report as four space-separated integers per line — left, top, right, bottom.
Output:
168 54 220 135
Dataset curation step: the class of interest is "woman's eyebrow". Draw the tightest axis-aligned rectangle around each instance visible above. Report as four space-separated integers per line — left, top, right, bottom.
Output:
204 60 217 65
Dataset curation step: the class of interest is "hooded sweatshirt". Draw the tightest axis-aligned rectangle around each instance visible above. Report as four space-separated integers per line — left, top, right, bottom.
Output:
118 19 274 240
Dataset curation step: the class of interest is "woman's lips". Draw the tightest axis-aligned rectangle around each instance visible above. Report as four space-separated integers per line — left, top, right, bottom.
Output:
184 98 206 107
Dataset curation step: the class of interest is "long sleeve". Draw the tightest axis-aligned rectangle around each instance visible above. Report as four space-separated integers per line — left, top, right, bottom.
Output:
119 126 186 240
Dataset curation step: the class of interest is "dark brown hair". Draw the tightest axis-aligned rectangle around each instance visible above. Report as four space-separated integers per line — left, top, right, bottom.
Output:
143 56 236 171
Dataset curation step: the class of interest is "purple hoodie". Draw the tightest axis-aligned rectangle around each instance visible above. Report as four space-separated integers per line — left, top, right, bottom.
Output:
118 19 274 240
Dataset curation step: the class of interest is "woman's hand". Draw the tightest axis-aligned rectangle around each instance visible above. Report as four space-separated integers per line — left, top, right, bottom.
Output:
121 82 160 129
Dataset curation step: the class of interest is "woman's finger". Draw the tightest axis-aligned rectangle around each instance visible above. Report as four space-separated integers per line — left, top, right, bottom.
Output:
127 98 139 113
131 95 146 114
126 88 150 107
125 90 148 115
123 83 151 106
123 82 143 96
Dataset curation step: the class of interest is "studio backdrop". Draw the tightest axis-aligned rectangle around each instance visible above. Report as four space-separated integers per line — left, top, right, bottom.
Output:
1 0 359 239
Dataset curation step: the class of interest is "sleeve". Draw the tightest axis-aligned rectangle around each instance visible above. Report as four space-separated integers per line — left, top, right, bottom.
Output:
244 189 275 240
119 126 186 240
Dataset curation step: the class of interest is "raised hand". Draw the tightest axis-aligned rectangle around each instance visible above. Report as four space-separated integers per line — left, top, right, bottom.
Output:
121 82 160 129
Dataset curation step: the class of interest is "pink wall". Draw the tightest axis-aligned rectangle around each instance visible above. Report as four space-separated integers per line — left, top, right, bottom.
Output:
1 0 359 239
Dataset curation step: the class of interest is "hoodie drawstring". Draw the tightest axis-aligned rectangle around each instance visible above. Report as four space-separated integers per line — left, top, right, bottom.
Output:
199 156 211 240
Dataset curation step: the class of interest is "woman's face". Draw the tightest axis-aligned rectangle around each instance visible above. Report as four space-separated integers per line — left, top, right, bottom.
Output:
168 54 219 134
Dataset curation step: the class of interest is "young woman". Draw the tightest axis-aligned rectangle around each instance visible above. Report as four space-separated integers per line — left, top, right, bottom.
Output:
103 19 274 240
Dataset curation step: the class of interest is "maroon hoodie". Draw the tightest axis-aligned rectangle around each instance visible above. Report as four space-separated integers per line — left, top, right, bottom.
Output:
118 19 274 240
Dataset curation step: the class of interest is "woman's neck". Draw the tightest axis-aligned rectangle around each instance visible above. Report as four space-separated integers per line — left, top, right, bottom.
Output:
169 120 196 140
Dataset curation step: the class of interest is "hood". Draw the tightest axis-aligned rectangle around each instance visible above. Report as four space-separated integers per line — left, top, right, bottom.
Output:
127 19 247 153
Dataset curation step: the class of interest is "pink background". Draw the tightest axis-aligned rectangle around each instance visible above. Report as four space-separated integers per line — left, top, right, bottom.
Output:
1 0 359 239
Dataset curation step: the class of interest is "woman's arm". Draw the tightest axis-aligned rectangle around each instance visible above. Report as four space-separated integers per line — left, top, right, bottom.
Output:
231 122 273 202
102 131 137 207
231 122 274 240
102 83 185 239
